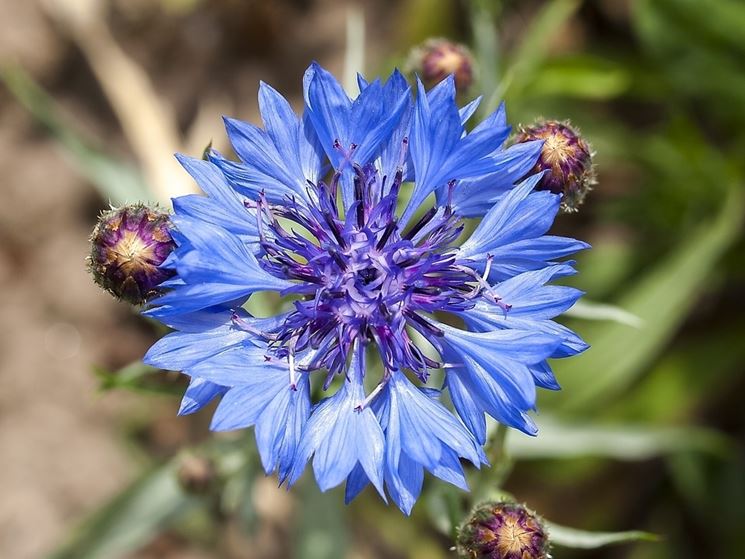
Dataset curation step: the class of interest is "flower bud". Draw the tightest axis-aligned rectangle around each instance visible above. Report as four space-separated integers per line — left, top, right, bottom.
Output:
88 203 175 305
456 501 549 559
514 120 595 212
407 38 474 93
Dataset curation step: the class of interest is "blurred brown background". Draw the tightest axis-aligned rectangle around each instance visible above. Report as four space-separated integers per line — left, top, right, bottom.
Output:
2 1 744 558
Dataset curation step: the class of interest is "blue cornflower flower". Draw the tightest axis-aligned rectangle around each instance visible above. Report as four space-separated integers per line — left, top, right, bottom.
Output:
144 63 589 514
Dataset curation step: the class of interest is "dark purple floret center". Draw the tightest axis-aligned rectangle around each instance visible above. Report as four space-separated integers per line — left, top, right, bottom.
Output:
249 143 489 388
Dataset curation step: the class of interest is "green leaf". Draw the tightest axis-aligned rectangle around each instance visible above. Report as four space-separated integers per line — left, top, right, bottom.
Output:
633 0 745 127
294 486 349 559
565 300 643 328
425 483 467 538
93 361 180 396
496 0 582 106
546 521 659 549
469 0 501 116
0 64 151 204
219 440 259 533
507 417 731 461
637 0 745 57
553 186 744 413
529 55 631 100
48 463 196 559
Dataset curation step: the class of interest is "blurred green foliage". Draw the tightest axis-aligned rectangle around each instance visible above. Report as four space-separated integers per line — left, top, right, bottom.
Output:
4 0 742 558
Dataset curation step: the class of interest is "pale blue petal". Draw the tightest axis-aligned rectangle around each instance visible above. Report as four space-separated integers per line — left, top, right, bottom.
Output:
287 344 385 496
388 370 481 467
143 327 251 371
187 346 287 386
459 96 482 125
457 174 557 258
210 384 278 431
344 463 370 504
447 140 543 216
256 374 310 477
437 322 561 366
530 361 561 391
224 116 307 198
208 149 302 204
445 370 487 444
178 377 227 416
385 452 424 516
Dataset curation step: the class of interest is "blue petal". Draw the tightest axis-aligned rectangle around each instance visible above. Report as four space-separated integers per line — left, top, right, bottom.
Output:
304 63 410 208
146 219 292 316
256 374 311 478
143 309 269 370
287 344 385 497
356 73 370 92
187 346 287 386
447 140 544 217
441 110 511 179
144 282 254 318
304 62 351 164
344 463 371 504
530 361 561 391
172 195 259 247
144 327 251 371
207 150 303 204
375 70 413 186
259 81 325 189
210 383 280 431
458 173 558 258
482 240 590 281
459 350 537 415
430 446 469 491
403 79 462 223
444 350 538 435
385 451 424 516
437 322 562 366
459 263 588 356
401 80 513 225
178 377 227 416
258 82 301 160
459 96 482 125
350 78 410 169
223 116 311 201
445 370 488 444
386 369 481 470
299 111 325 186
174 155 261 242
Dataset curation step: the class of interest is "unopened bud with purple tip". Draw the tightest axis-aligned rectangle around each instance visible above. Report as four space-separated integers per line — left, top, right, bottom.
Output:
407 38 474 93
514 120 595 212
456 501 549 559
88 203 175 305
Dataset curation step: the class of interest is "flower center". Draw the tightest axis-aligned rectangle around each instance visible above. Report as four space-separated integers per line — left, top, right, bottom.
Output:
114 230 157 273
246 148 485 387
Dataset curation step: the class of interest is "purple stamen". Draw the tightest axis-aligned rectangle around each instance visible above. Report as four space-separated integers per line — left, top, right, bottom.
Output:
248 147 487 387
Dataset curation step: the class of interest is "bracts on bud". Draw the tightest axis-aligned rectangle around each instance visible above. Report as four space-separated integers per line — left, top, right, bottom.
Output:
513 120 595 212
456 501 550 559
406 38 475 94
88 203 175 305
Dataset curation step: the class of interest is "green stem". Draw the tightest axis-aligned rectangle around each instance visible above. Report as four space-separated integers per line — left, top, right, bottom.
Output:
474 423 514 501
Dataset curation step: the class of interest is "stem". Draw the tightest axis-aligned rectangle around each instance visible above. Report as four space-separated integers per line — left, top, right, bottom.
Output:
475 422 514 500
